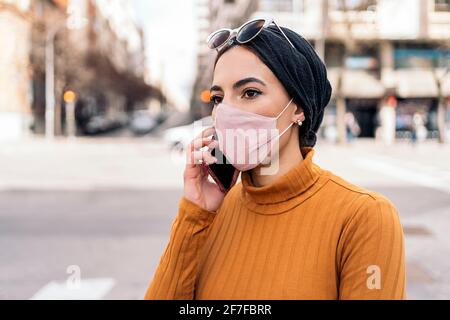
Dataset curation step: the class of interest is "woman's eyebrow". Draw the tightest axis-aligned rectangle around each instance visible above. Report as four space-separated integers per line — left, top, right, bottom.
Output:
210 77 266 92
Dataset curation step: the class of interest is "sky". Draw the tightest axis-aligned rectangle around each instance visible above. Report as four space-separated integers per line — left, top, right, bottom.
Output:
132 0 199 111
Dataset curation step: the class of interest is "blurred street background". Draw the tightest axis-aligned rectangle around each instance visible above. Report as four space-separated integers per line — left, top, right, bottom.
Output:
1 0 450 300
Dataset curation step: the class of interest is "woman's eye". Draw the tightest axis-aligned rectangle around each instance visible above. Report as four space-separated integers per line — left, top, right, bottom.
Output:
210 96 223 105
243 89 261 99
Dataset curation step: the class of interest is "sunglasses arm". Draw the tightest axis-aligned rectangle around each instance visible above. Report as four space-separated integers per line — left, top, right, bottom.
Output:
272 20 295 49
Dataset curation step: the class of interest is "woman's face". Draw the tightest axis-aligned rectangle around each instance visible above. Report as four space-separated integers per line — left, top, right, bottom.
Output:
211 45 304 153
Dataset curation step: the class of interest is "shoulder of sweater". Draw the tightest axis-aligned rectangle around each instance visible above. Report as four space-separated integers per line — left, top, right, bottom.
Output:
319 168 392 203
324 172 403 242
318 168 399 219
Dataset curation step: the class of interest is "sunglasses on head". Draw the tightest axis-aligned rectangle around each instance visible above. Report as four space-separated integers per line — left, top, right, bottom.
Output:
206 17 295 52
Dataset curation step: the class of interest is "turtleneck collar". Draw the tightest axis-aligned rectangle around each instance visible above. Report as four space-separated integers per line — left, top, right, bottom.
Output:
240 147 328 215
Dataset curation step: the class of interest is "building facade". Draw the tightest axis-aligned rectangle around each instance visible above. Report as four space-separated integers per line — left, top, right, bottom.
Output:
0 0 162 139
192 0 450 144
0 0 33 140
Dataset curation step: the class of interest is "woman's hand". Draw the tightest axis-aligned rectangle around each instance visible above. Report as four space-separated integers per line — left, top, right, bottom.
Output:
183 126 225 212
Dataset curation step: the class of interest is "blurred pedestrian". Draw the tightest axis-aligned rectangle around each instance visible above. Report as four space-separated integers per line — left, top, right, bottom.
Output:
345 112 361 143
411 111 426 145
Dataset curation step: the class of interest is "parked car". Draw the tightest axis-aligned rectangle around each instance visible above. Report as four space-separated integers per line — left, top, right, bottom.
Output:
163 116 213 152
84 114 126 135
85 116 111 135
129 110 158 135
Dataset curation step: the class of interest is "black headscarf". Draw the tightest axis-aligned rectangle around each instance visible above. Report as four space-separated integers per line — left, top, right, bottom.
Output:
213 25 332 148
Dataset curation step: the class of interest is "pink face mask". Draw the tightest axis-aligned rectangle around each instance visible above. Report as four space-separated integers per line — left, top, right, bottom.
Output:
214 98 295 172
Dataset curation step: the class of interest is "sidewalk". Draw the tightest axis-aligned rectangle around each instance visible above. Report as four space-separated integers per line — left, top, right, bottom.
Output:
1 136 449 191
0 136 186 190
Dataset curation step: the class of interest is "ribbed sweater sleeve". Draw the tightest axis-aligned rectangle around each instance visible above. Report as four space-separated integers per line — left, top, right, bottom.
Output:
144 196 217 300
337 195 406 300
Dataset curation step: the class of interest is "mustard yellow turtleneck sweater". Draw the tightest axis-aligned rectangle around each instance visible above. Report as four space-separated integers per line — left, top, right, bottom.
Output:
144 147 406 300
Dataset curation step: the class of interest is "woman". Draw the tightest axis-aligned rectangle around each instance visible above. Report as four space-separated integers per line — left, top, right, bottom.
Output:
144 19 406 300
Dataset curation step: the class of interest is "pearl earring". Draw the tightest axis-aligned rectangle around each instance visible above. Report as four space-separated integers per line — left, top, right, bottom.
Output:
297 120 303 126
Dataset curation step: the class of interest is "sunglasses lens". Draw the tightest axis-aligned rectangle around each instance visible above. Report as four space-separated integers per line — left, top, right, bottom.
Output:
237 19 265 42
208 30 231 49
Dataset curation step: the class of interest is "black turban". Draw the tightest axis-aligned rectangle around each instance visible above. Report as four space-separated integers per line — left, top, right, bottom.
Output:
214 25 332 148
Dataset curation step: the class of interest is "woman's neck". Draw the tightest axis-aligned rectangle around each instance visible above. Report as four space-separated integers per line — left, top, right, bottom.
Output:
250 133 304 187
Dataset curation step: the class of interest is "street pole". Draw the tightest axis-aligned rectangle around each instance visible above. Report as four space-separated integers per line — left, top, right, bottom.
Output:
436 68 449 144
64 90 77 138
44 12 87 140
316 0 328 63
45 27 59 140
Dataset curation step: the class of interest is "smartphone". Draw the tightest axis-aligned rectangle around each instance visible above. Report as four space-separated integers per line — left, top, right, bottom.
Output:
202 132 239 193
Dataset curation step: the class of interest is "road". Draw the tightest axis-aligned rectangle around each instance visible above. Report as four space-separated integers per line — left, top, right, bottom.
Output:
0 136 449 299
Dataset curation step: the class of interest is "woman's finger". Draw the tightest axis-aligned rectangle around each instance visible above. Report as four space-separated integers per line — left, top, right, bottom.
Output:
193 126 216 141
192 150 217 165
186 127 217 167
207 140 219 151
189 137 215 153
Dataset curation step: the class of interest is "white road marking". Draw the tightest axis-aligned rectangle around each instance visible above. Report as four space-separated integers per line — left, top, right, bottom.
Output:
30 278 116 300
353 156 450 194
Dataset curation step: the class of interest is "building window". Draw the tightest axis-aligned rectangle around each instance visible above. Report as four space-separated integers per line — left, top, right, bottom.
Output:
325 42 346 67
331 0 377 11
345 56 379 70
435 0 450 11
394 45 450 69
344 44 380 71
259 0 295 12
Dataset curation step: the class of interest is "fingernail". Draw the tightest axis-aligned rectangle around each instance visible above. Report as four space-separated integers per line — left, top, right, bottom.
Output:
210 141 219 149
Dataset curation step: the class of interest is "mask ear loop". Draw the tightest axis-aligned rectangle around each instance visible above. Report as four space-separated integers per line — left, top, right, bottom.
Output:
278 120 295 137
275 97 296 137
242 98 297 154
252 98 295 153
275 98 294 120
